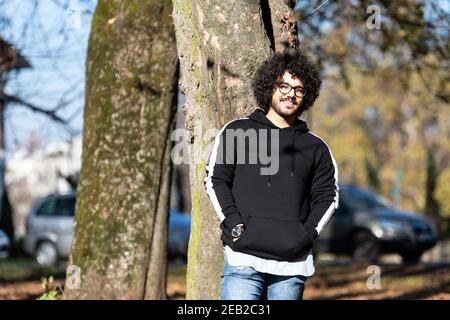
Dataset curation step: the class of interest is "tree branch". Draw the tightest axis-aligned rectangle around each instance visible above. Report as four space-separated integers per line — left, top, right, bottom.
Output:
1 92 78 136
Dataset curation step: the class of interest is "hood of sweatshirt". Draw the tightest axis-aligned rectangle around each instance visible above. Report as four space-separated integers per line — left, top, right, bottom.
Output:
248 108 309 187
248 108 309 133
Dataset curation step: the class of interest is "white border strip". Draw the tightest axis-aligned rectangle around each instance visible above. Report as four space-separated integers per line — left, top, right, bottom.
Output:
308 132 340 235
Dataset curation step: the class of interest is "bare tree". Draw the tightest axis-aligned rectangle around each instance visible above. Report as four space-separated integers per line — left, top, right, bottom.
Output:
0 0 95 244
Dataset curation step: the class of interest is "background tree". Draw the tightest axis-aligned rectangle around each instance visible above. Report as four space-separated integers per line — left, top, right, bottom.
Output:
64 0 178 299
313 60 449 233
364 157 381 194
0 0 95 255
424 148 441 227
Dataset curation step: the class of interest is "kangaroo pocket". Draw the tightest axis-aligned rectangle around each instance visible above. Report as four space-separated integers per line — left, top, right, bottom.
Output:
233 215 313 261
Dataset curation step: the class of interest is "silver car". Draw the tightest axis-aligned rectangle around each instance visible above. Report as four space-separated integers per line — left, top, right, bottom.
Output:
23 192 75 266
24 192 191 266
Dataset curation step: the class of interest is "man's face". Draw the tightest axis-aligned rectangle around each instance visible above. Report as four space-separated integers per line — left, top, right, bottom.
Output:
270 71 304 118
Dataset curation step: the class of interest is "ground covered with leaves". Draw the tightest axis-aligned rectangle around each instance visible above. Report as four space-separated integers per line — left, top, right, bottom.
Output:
1 258 449 300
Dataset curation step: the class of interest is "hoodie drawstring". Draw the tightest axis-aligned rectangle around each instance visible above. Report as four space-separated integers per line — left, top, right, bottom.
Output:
249 109 306 188
267 128 296 187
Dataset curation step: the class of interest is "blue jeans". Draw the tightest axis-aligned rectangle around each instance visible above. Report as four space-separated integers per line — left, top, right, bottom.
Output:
220 256 307 300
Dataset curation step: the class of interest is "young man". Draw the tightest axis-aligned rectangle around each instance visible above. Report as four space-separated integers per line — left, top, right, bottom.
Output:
204 50 339 300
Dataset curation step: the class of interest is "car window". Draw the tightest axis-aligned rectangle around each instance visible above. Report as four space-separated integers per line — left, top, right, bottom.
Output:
36 198 57 217
342 188 390 211
56 197 76 217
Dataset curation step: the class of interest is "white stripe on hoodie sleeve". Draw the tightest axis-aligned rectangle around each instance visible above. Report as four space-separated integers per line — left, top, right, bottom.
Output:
204 118 248 229
304 132 340 237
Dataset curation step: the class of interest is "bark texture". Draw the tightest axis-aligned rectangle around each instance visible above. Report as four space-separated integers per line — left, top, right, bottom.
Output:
64 0 178 299
268 0 298 51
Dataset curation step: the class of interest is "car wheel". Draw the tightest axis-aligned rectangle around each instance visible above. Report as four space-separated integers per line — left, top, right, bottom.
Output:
400 251 423 265
352 230 379 263
35 241 59 267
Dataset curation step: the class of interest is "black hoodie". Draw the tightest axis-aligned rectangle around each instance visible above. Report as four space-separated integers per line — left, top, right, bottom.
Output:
204 109 339 262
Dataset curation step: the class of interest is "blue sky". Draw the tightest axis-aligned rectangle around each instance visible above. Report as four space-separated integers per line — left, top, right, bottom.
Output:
2 0 97 159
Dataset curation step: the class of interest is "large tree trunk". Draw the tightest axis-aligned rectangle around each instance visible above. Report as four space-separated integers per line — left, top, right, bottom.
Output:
64 0 178 300
172 0 296 299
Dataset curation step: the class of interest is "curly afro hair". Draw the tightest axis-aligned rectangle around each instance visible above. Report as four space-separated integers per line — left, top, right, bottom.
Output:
251 50 322 115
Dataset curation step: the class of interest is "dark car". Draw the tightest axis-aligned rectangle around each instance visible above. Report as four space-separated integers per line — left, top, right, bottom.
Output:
313 184 439 263
24 192 191 266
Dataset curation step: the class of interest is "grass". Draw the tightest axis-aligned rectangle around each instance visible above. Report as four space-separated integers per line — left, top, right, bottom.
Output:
167 262 187 299
0 258 66 282
1 258 187 299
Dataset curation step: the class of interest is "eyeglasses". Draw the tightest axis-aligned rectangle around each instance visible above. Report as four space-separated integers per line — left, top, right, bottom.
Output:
276 82 306 98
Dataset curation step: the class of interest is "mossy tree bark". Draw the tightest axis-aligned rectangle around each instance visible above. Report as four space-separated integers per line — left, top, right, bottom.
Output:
172 0 296 299
64 0 178 299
